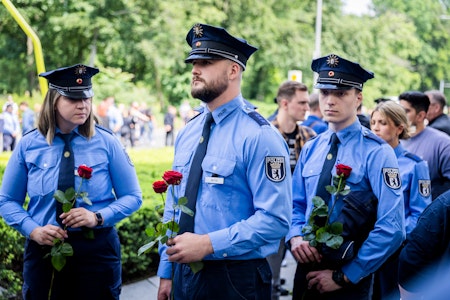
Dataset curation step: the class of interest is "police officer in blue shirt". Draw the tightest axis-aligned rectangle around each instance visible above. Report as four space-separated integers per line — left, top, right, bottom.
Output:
286 54 405 299
157 23 292 300
0 64 142 299
370 100 431 299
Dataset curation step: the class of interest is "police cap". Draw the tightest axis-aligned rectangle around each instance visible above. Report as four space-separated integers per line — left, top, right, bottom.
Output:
39 64 99 99
185 23 258 70
311 54 374 90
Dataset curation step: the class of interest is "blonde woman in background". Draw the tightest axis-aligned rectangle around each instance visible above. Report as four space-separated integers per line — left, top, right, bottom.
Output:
370 100 432 300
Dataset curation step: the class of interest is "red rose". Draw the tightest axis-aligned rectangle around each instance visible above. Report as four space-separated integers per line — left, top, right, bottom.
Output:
336 164 352 179
153 180 168 193
162 170 183 185
77 165 93 179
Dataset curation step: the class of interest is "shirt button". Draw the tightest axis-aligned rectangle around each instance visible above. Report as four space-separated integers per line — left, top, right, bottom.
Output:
222 253 228 258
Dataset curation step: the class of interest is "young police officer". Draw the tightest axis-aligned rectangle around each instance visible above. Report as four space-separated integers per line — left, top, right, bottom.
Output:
287 54 405 299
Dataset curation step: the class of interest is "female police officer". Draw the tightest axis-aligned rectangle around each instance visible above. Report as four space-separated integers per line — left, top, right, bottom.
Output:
0 64 142 299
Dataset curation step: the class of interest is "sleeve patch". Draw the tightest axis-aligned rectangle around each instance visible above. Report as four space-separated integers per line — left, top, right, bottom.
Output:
265 156 286 182
382 168 401 189
418 180 431 197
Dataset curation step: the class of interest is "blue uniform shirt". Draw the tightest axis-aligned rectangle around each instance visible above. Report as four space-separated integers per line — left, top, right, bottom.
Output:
0 125 142 237
395 143 431 234
288 121 405 284
157 95 292 279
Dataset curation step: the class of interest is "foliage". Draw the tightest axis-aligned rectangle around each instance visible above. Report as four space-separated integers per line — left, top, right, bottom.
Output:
2 0 449 107
0 220 24 300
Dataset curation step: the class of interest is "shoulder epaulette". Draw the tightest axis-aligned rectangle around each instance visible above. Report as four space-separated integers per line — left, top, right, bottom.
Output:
95 124 114 135
405 151 423 162
246 110 269 126
362 129 385 144
22 128 38 137
187 109 204 123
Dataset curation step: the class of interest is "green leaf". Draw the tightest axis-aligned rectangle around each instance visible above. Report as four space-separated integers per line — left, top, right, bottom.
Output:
189 261 204 274
51 254 66 272
62 202 73 213
316 228 332 243
138 240 157 256
302 233 316 241
309 240 318 247
326 185 337 194
81 193 92 206
65 188 76 200
53 190 68 203
60 242 74 256
179 205 194 217
177 196 188 206
302 225 313 234
329 222 343 234
326 235 344 249
312 196 325 207
340 189 351 196
145 226 156 237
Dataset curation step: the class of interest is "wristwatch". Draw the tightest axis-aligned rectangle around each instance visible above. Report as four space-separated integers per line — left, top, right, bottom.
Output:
95 212 103 226
332 269 351 287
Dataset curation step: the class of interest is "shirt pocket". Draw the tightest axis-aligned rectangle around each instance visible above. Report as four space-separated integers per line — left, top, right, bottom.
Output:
201 155 236 210
26 150 58 196
76 154 109 199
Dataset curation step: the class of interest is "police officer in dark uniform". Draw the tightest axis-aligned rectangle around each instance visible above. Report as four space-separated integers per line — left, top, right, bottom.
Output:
287 54 405 299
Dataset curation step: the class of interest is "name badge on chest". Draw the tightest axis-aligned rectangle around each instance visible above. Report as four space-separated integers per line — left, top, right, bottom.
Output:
205 176 224 184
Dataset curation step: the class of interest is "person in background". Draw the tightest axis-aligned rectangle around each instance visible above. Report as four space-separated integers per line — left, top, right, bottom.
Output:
3 94 19 115
157 23 292 300
163 105 177 146
302 92 327 134
399 91 450 200
357 103 371 129
2 103 20 151
0 64 142 299
19 101 36 135
105 96 124 139
287 54 404 299
268 80 316 299
398 189 450 300
370 100 431 299
425 90 450 136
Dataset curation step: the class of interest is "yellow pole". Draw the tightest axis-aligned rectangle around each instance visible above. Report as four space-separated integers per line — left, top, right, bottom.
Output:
2 0 47 95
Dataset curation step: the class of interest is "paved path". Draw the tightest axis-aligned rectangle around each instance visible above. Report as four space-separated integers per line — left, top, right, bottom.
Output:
121 251 297 300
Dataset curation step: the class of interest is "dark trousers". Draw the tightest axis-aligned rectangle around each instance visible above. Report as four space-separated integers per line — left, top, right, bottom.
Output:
22 227 121 300
172 259 272 300
292 263 373 300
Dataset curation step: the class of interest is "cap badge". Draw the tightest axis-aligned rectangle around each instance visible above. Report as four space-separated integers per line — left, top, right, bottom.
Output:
76 78 83 85
326 54 339 68
195 41 202 47
74 65 87 75
193 24 204 38
328 71 335 77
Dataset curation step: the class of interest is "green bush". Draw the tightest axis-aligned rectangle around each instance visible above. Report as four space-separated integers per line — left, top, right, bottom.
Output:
0 219 24 300
117 206 161 283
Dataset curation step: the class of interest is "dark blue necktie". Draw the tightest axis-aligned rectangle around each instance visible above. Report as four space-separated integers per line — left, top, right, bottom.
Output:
178 112 214 234
316 133 340 204
56 133 74 226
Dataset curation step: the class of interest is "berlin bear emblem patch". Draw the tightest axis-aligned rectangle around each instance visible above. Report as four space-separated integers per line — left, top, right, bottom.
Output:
382 168 401 189
265 156 286 182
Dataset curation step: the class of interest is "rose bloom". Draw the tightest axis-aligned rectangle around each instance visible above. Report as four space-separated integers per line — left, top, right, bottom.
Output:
153 180 168 193
162 170 183 185
336 164 352 179
77 165 93 179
